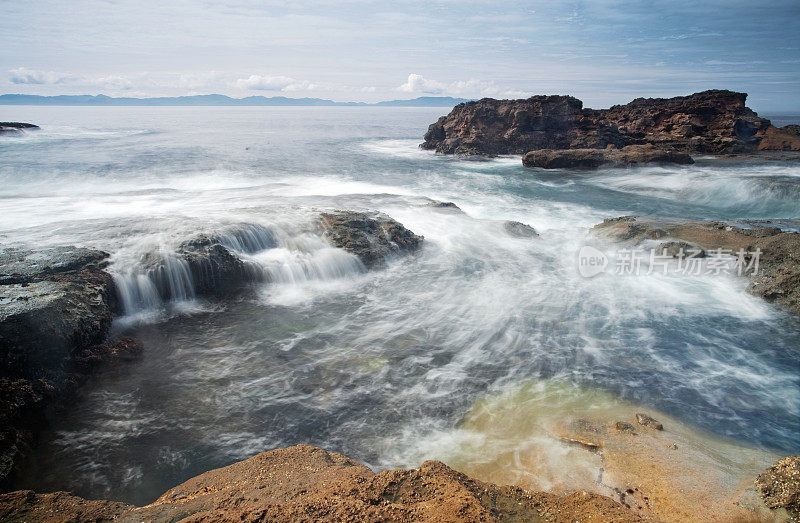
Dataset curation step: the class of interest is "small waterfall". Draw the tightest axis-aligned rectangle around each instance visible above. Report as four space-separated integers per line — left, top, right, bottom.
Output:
257 247 364 284
215 223 277 254
112 224 365 318
114 254 196 315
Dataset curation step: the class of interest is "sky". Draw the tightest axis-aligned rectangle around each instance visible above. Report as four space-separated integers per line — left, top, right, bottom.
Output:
2 0 799 111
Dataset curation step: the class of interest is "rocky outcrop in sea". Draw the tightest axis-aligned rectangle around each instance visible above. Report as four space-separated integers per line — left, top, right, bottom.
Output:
421 90 800 168
0 123 38 136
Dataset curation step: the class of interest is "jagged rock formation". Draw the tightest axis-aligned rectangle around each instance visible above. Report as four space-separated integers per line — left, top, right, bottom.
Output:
0 123 39 136
422 90 794 157
522 144 694 169
591 216 800 315
0 247 137 486
0 445 642 522
755 456 800 519
319 211 423 268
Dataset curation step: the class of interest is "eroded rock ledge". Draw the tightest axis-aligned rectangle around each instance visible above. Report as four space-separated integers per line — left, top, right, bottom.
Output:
591 216 800 315
523 145 694 169
0 247 139 486
421 90 799 165
0 444 643 522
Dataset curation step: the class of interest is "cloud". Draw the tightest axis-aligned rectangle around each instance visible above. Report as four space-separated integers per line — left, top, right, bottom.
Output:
235 74 317 92
396 73 445 94
395 73 531 99
93 75 133 90
9 67 72 84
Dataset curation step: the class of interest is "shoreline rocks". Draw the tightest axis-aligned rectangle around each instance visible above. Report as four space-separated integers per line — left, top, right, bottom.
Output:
0 445 643 522
591 216 800 316
755 456 800 519
319 211 423 268
522 144 695 169
0 247 134 486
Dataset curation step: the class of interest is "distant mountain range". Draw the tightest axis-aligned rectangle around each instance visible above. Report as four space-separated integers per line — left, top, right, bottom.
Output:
0 94 471 107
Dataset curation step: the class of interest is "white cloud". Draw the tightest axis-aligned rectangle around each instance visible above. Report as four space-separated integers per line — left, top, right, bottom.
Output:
235 74 317 92
395 73 531 99
396 73 445 94
9 67 72 85
94 75 133 90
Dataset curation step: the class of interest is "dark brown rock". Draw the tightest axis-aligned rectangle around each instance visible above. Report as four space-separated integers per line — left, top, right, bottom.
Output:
319 211 423 268
522 144 694 169
423 90 788 157
758 125 800 151
635 413 664 430
0 445 643 522
755 456 800 519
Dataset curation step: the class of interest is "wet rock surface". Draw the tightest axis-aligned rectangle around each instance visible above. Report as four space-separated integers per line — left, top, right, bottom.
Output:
503 220 539 238
0 123 38 136
319 211 423 268
655 241 706 259
0 247 127 486
592 216 800 316
522 145 695 169
755 455 800 519
0 445 642 522
422 90 794 158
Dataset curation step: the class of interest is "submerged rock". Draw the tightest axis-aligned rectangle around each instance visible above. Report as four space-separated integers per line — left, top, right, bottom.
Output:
592 216 800 316
0 445 642 522
503 220 539 238
522 145 694 170
0 247 123 485
422 90 788 156
319 211 423 268
635 413 664 430
755 456 800 519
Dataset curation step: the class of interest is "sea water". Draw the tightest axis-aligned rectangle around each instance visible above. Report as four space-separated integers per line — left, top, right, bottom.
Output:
1 106 798 505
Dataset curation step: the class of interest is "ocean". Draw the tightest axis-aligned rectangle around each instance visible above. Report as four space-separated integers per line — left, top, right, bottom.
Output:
1 106 799 505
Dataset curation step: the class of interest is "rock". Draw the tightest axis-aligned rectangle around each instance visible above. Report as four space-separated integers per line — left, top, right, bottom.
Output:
503 220 539 238
655 241 706 259
592 216 800 316
0 247 109 285
0 247 124 486
0 123 38 136
422 95 584 155
319 211 423 268
0 445 643 522
755 456 800 519
422 90 785 156
758 124 800 151
635 413 664 430
614 421 637 433
522 145 695 169
426 200 462 211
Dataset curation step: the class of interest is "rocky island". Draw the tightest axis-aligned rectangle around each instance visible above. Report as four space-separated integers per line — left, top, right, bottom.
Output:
0 123 38 136
421 90 800 168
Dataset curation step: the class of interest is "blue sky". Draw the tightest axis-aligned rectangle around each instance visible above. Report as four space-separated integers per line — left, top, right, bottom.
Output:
2 0 799 110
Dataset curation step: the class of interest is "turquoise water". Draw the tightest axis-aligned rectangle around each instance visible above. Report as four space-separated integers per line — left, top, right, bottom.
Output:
1 106 798 504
